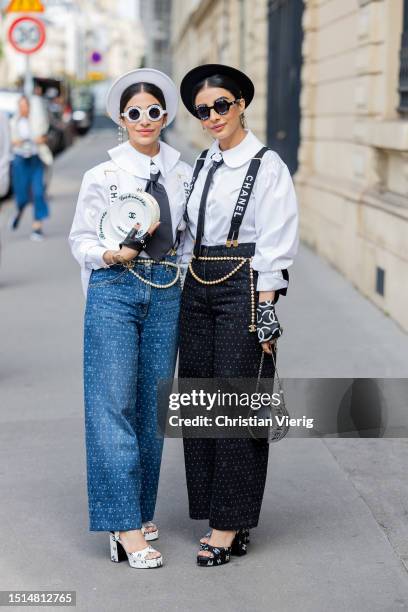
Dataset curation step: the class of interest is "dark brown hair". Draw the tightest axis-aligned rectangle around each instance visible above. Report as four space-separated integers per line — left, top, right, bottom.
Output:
120 82 166 114
192 74 242 106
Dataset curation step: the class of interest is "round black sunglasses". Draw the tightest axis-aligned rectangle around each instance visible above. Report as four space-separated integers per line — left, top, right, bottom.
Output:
194 97 241 121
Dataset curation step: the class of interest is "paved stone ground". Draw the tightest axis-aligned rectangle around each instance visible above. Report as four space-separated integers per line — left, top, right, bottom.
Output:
0 127 407 612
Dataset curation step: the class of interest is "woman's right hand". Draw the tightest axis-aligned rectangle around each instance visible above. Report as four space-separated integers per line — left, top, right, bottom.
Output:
147 221 160 235
102 221 160 265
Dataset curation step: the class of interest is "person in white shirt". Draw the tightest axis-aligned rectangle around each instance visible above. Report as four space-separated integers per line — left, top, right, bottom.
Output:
9 96 52 241
0 111 11 198
68 68 192 569
178 64 299 567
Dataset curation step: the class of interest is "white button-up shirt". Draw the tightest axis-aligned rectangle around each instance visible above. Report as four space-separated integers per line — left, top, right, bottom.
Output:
182 130 299 291
68 140 192 295
13 117 38 157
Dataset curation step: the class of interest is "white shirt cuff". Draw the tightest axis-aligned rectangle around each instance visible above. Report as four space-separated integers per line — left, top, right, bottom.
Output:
256 270 289 292
85 245 109 269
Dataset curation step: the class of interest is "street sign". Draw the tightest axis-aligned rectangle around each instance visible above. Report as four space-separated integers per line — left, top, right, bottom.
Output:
8 16 46 54
87 71 105 81
91 51 102 64
5 0 45 12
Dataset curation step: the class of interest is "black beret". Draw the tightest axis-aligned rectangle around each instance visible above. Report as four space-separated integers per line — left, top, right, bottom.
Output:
180 64 255 117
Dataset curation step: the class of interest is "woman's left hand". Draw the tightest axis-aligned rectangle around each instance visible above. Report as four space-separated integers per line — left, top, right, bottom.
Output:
108 221 161 264
258 290 278 354
261 340 276 355
103 247 138 265
114 245 140 262
257 297 282 353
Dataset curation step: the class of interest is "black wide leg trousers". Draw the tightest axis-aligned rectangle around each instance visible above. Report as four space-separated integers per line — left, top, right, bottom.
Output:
179 243 275 530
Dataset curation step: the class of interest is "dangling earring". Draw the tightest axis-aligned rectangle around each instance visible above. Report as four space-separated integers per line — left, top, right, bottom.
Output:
240 113 247 129
118 124 126 144
202 124 206 131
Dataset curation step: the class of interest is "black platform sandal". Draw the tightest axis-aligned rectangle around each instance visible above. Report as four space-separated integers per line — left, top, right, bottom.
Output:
231 529 249 556
200 528 250 554
197 543 232 567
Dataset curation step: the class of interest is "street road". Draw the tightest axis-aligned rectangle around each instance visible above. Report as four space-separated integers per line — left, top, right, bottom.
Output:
0 127 407 612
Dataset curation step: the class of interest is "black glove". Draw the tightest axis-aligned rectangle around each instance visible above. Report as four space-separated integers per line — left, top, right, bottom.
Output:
256 300 283 343
119 227 152 252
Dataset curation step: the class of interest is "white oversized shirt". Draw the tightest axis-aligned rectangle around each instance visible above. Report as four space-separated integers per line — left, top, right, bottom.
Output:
182 130 299 291
68 140 192 295
13 117 38 157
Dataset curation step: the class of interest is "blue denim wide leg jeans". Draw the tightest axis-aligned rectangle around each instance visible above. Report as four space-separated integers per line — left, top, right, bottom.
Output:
83 256 180 531
11 154 49 221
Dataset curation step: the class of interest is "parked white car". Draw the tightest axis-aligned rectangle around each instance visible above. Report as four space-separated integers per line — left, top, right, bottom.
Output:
0 109 11 198
0 90 21 118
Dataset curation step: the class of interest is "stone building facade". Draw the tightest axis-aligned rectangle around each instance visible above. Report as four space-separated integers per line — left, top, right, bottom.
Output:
139 0 173 73
298 0 408 332
171 0 408 332
170 0 270 149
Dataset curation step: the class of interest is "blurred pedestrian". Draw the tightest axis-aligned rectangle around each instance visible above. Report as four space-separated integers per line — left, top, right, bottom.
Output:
32 86 50 129
9 95 52 241
0 110 10 198
69 68 192 569
179 64 299 567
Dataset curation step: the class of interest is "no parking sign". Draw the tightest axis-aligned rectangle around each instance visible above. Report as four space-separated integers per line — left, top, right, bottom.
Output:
8 16 46 55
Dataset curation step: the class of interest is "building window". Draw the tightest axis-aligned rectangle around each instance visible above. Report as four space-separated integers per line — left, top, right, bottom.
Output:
155 0 167 15
398 0 408 114
376 267 385 297
154 39 166 55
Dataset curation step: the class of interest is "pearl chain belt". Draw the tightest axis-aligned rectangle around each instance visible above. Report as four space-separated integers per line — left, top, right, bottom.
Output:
188 255 257 333
122 259 180 289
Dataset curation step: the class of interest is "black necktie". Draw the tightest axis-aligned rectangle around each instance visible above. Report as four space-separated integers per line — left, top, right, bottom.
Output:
194 156 224 257
144 163 173 261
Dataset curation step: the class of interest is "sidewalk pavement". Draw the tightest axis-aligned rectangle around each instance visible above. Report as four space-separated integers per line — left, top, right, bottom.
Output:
0 127 407 612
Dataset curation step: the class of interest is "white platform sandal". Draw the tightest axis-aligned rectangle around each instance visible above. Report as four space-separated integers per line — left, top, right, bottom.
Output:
109 531 163 569
141 521 159 541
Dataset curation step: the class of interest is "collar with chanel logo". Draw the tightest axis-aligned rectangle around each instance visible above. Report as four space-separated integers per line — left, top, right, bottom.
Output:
108 140 181 180
150 161 160 177
211 151 223 164
203 130 264 170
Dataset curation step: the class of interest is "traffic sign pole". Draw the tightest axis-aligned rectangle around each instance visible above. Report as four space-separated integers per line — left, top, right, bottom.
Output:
24 55 33 97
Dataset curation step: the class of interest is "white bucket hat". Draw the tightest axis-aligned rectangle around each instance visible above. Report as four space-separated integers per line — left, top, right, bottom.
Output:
106 68 178 126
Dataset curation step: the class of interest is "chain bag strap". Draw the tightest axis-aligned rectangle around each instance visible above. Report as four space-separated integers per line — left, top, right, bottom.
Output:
249 343 290 443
